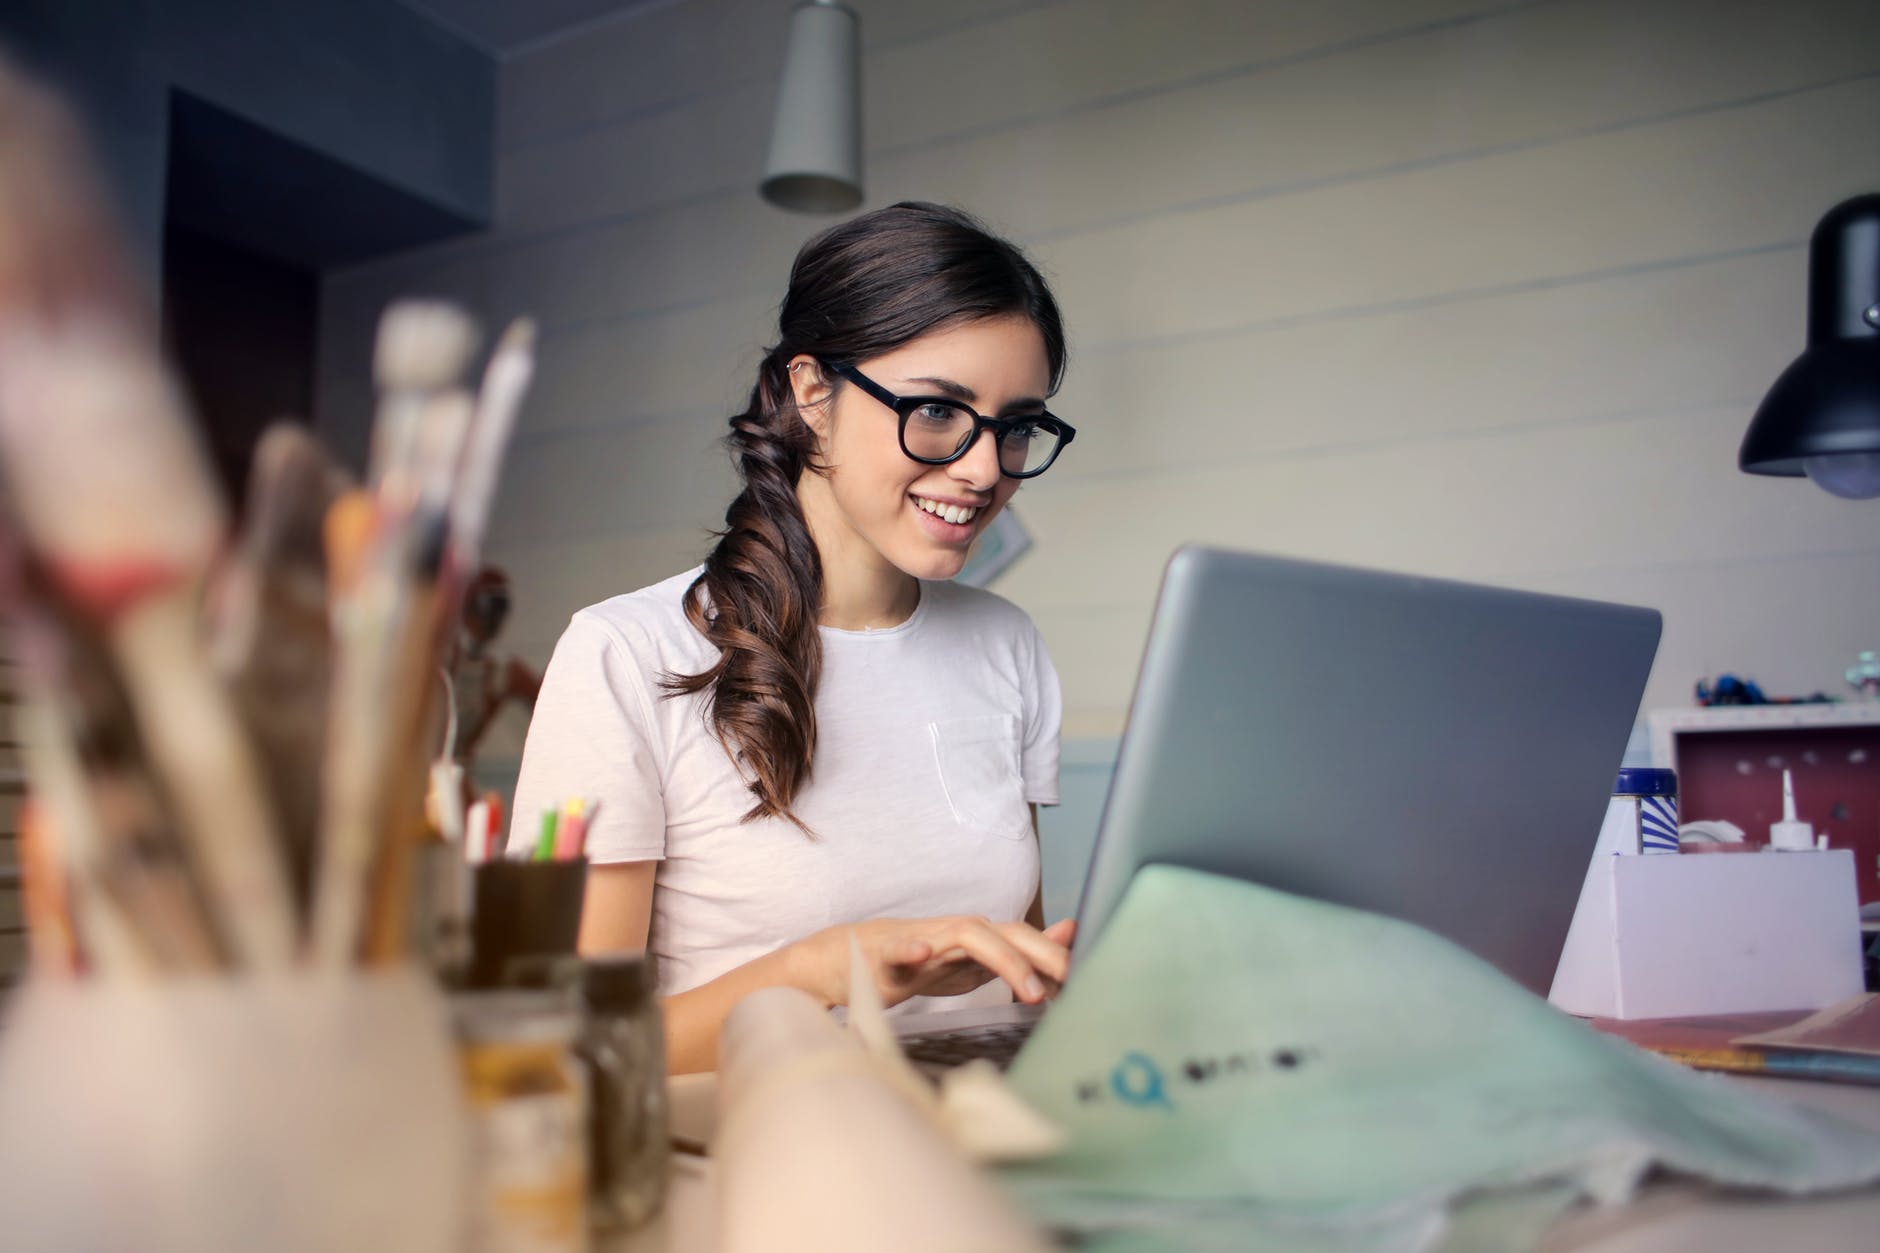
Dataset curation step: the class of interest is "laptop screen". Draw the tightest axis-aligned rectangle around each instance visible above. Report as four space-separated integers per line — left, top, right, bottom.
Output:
1072 546 1660 994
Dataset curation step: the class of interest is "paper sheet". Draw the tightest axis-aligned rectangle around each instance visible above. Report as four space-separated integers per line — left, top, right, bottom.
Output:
1739 994 1880 1058
1000 865 1880 1251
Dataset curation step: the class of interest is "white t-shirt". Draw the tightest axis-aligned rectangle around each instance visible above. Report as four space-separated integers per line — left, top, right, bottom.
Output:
508 568 1063 1004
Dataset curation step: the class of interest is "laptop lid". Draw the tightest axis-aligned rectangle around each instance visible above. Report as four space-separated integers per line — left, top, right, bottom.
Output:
1073 546 1661 994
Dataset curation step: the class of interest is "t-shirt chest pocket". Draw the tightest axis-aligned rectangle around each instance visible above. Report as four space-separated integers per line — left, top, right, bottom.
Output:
928 714 1031 839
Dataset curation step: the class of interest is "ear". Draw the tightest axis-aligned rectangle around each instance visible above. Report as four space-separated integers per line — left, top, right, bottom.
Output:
787 354 835 434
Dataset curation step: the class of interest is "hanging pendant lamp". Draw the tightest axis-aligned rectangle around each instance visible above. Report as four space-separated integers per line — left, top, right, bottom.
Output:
760 0 863 214
1739 194 1880 499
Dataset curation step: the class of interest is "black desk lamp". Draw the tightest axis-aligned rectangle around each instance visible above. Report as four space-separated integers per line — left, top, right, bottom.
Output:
1739 193 1880 499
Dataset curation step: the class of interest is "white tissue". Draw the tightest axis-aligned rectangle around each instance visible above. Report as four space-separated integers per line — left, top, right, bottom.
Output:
1677 819 1746 845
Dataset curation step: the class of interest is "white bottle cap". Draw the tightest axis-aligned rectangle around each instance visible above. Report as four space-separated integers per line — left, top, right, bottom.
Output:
1768 768 1816 851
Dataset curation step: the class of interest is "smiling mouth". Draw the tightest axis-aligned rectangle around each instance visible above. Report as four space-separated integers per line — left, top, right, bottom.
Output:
912 494 980 526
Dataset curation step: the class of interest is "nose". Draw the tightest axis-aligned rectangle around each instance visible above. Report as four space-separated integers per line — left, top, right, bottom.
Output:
948 427 1003 491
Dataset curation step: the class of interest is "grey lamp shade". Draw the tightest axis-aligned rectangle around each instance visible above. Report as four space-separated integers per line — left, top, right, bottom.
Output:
1740 194 1880 497
761 0 862 214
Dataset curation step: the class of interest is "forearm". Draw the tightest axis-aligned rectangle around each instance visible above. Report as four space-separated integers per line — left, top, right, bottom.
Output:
660 911 1075 1071
660 943 819 1074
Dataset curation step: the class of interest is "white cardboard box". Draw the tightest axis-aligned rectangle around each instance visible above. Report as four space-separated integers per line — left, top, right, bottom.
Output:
1549 849 1866 1020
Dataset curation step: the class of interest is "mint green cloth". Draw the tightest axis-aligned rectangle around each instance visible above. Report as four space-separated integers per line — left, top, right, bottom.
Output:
1001 865 1880 1251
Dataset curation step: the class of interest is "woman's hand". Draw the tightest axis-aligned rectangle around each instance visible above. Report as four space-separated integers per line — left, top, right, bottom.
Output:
787 915 1077 1009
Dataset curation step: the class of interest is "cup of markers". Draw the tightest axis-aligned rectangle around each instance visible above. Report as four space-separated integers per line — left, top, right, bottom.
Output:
533 797 596 863
464 797 594 988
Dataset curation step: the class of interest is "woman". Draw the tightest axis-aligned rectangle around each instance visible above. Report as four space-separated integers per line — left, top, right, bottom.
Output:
510 202 1079 1073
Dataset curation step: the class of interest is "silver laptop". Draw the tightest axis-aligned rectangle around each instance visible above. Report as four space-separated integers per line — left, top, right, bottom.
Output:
894 545 1661 1067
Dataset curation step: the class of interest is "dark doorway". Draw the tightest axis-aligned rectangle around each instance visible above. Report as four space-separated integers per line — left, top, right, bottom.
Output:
160 89 483 504
161 225 316 502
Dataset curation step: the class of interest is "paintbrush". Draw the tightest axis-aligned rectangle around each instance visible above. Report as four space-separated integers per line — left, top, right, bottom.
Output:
0 66 295 971
0 59 147 334
16 799 81 977
449 318 536 576
357 386 481 964
367 302 480 500
351 312 539 963
311 304 479 967
204 422 354 924
357 322 537 960
0 539 224 974
357 318 536 957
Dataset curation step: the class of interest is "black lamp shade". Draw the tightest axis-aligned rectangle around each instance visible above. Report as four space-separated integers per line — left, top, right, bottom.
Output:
1739 340 1880 474
1740 194 1880 477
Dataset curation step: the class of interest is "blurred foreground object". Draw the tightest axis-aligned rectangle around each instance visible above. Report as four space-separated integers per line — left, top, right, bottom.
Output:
205 425 355 917
0 968 468 1253
717 985 1053 1253
1003 865 1880 1249
0 57 291 971
0 58 535 975
0 55 545 1253
578 956 671 1232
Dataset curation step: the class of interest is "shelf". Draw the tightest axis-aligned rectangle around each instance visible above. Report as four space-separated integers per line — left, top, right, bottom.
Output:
1649 703 1880 768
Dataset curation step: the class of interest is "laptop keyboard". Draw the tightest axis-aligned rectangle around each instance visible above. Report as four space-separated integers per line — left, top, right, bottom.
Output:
900 1021 1037 1070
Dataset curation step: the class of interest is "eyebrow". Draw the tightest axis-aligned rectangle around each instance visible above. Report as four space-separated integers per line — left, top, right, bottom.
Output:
902 376 1047 412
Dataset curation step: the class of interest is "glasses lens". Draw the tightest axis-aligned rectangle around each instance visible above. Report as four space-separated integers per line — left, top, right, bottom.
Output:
902 402 977 461
1001 419 1062 476
900 404 1065 476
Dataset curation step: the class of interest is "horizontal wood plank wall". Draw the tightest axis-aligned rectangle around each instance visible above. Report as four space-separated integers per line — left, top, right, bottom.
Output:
316 0 1880 761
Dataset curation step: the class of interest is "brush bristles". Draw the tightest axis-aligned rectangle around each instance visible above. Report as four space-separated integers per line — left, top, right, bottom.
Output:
322 490 376 599
373 301 480 393
491 316 537 362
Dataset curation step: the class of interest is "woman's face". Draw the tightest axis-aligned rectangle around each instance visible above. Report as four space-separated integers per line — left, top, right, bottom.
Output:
791 315 1051 584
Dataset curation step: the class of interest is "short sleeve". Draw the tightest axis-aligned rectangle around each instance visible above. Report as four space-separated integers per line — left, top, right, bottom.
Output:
506 612 668 862
1019 620 1062 807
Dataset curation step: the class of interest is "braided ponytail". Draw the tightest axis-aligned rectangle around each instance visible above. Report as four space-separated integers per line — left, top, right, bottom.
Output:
664 203 1066 831
661 354 825 829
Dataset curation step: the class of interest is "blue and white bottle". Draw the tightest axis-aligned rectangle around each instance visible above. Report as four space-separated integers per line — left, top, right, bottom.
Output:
1613 767 1679 854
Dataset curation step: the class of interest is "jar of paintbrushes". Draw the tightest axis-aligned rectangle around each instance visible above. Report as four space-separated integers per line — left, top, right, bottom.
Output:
0 63 538 1253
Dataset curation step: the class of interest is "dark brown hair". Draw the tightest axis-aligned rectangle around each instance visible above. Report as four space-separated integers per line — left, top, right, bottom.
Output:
662 202 1066 830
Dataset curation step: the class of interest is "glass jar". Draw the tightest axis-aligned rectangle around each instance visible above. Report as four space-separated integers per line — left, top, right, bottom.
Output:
455 988 590 1253
576 956 669 1232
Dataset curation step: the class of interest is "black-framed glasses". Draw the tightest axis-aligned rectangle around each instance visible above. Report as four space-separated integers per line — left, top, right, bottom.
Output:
828 361 1076 479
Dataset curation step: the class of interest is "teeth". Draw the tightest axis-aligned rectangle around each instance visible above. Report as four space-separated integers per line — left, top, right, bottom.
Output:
915 496 977 525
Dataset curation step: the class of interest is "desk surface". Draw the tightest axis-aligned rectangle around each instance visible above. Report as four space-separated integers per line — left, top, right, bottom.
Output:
608 1073 1880 1252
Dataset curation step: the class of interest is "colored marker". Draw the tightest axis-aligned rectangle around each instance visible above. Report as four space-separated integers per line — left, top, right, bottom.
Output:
554 798 586 861
570 800 598 859
464 799 491 865
483 792 505 854
533 808 558 862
